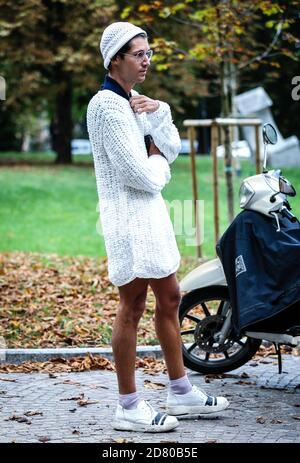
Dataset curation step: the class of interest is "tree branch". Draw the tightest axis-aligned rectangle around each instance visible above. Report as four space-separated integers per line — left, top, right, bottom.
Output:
237 19 284 72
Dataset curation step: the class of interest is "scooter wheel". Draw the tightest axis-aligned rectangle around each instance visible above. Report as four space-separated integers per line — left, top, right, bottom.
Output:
179 286 262 374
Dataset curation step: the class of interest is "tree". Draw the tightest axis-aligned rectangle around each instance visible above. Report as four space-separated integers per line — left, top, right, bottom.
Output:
0 0 115 163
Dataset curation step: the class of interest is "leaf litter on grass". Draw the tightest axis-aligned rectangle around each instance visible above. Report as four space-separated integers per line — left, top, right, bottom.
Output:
0 252 152 347
0 252 199 349
0 252 297 374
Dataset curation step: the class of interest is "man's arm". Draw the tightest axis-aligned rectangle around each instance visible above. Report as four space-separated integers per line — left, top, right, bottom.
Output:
130 95 181 164
99 105 171 194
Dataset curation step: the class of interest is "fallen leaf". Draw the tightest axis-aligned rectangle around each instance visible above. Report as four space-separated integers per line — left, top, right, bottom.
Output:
38 436 51 443
136 357 167 375
87 384 109 390
24 411 43 417
54 379 108 390
256 416 266 424
54 379 82 386
144 380 166 390
240 372 250 378
112 438 131 443
60 393 85 402
0 377 17 382
234 380 256 385
7 415 31 424
77 399 99 407
204 373 241 382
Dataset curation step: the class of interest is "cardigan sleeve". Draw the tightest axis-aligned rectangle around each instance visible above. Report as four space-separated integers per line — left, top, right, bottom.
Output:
143 101 182 164
101 106 171 194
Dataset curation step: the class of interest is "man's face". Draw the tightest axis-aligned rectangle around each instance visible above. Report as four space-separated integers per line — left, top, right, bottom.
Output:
113 37 151 85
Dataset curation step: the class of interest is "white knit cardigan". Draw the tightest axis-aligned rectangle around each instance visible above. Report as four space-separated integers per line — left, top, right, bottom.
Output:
87 89 181 286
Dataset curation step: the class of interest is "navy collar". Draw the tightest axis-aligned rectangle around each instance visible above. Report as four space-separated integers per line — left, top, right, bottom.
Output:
101 75 132 101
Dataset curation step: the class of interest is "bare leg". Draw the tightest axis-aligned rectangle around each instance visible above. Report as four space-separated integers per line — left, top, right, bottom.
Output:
149 273 185 380
112 277 149 395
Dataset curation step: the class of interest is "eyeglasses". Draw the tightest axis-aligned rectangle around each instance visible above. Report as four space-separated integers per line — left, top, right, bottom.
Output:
120 49 153 62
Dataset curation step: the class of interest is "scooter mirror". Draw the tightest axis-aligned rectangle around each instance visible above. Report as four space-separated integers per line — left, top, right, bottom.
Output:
262 123 278 172
263 123 278 145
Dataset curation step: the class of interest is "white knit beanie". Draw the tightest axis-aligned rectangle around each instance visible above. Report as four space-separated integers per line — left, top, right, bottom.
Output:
100 22 147 70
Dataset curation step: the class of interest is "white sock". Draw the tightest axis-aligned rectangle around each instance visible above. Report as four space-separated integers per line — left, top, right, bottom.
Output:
169 374 193 395
119 391 141 410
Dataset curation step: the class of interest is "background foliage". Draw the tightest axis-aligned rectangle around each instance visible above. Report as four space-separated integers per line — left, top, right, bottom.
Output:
0 0 299 160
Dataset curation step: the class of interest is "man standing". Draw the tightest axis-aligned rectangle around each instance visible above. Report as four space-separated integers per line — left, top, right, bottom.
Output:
87 22 229 433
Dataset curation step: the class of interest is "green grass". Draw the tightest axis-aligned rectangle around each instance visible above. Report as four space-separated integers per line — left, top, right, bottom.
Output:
1 151 300 258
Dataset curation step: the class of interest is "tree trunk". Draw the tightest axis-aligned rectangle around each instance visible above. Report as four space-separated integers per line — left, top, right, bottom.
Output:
221 59 234 222
51 70 73 164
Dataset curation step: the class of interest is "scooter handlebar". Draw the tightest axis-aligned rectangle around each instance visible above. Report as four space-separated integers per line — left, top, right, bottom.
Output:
280 207 297 223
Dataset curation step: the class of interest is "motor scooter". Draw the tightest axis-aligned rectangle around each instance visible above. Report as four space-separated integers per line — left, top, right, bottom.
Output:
179 123 300 374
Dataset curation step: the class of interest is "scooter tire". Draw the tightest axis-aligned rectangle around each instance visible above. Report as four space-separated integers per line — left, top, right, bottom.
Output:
179 286 262 374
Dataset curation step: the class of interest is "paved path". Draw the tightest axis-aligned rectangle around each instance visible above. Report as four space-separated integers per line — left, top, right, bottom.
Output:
0 355 299 443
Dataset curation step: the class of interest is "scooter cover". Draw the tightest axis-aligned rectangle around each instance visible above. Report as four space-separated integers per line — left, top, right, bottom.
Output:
216 210 300 336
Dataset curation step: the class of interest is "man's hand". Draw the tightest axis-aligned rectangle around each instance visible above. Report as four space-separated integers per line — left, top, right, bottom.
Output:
130 95 159 114
148 140 162 156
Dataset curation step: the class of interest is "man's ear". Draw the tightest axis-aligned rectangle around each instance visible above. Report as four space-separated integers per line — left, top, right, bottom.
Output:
111 55 121 66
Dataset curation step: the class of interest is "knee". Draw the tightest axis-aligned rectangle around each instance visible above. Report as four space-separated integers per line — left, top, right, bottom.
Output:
119 300 146 327
156 289 182 315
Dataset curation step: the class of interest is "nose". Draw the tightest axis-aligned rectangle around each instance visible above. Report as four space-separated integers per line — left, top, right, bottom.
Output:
142 54 151 64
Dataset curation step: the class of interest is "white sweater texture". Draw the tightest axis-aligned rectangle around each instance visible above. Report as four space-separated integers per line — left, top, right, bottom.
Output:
87 89 181 286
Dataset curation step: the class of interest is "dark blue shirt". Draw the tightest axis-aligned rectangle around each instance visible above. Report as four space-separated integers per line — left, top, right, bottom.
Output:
101 75 132 101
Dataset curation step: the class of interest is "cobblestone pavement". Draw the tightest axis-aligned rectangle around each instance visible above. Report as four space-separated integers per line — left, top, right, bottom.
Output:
0 355 299 443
